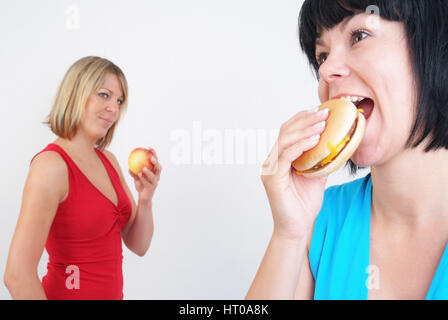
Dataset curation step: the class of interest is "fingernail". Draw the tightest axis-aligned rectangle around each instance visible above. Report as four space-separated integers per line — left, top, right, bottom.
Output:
319 108 329 115
315 121 326 128
309 135 320 142
151 157 156 164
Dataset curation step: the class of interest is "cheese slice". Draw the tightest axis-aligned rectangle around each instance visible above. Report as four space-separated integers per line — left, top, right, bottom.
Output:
322 135 350 166
296 135 350 175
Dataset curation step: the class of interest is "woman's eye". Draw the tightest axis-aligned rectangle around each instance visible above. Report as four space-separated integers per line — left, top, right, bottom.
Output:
117 99 123 106
316 53 328 67
99 92 109 98
351 29 369 45
315 29 369 68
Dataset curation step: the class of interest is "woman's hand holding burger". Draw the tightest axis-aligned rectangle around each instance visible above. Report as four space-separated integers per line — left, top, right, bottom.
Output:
261 98 366 242
262 99 365 241
247 107 331 299
261 107 329 241
247 99 365 299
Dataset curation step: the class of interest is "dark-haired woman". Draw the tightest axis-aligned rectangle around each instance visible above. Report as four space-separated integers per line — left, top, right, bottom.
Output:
247 0 448 300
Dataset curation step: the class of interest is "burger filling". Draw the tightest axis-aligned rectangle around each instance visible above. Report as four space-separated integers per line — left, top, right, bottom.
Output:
297 109 363 175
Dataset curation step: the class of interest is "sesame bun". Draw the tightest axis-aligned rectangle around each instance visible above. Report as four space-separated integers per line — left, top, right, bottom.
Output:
292 99 366 178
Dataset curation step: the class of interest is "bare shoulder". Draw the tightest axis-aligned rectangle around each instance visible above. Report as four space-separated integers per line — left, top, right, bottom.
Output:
102 149 122 172
30 151 67 178
31 149 64 165
27 151 68 200
6 151 68 273
102 149 128 181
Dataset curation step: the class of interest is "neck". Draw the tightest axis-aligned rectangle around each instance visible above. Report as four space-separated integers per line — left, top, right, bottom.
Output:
371 142 448 229
54 131 98 158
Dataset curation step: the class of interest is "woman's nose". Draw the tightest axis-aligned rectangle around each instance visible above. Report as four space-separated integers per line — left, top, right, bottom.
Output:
318 51 351 83
105 104 119 115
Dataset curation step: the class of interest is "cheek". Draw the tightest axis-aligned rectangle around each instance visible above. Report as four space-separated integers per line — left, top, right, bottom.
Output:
81 100 100 125
83 100 95 118
380 53 416 126
318 79 329 103
85 98 105 118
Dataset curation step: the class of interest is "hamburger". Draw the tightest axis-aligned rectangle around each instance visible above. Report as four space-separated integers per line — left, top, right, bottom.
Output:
292 98 366 178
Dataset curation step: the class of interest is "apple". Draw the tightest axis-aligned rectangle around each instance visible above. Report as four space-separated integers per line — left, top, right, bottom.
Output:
128 148 154 175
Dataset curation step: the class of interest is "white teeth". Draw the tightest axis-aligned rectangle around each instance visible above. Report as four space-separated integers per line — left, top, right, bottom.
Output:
340 96 366 103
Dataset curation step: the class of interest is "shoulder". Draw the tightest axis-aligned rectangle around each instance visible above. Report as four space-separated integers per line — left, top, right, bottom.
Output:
29 150 68 180
102 149 120 168
101 149 126 178
26 150 68 201
324 174 370 202
307 175 370 246
320 174 371 221
308 174 371 249
309 174 371 270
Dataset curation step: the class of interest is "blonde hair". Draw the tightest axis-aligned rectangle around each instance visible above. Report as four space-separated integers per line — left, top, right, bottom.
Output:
45 56 128 150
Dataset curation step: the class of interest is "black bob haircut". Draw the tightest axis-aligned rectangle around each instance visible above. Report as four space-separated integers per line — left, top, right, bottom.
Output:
298 0 448 176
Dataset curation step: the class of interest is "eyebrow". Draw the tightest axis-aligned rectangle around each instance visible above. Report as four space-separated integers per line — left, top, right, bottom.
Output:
315 15 356 47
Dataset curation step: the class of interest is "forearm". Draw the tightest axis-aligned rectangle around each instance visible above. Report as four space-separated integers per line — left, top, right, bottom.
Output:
5 274 47 300
246 232 308 300
124 201 154 256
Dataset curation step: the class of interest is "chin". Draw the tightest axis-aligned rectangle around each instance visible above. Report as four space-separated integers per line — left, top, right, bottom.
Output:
91 131 108 143
350 147 378 168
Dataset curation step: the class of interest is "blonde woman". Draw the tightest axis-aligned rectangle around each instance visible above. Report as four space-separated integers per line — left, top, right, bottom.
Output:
4 56 162 299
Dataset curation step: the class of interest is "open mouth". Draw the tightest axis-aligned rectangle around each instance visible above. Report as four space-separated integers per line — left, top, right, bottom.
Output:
340 96 374 120
354 98 374 120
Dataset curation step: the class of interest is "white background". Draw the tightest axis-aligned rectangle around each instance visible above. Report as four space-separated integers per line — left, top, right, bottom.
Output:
0 0 369 299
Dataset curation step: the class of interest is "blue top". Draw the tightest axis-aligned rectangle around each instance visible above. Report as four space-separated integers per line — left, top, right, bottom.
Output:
309 173 448 300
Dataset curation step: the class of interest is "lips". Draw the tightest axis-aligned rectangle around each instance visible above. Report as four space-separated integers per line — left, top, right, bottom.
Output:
99 117 113 125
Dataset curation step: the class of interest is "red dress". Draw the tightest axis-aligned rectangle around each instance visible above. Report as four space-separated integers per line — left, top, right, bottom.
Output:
31 143 132 300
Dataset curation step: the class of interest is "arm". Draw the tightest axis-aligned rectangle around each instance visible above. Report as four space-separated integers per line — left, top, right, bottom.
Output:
104 149 162 257
246 233 309 299
294 228 315 299
246 227 315 300
4 152 67 299
245 108 328 299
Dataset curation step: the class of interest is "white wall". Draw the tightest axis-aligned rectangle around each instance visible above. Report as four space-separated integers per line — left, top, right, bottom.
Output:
0 0 369 299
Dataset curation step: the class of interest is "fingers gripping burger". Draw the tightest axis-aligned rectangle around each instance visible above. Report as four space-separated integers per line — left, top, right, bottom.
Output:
292 99 366 178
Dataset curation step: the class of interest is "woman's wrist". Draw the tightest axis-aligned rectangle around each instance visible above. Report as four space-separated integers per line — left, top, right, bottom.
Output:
272 226 311 245
138 197 153 210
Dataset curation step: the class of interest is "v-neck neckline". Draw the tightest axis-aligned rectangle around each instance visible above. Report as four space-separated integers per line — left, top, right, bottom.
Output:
50 143 119 208
364 175 448 300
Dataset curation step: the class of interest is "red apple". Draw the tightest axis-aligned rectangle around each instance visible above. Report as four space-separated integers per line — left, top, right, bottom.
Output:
128 148 154 175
